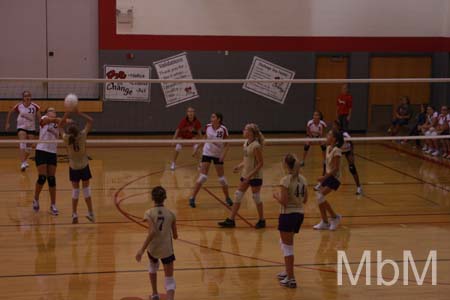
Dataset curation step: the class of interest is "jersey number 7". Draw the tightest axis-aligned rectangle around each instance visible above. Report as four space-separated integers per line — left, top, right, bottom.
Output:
157 216 165 231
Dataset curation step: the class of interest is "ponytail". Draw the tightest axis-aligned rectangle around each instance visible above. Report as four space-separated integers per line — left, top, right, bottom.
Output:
67 124 80 151
284 153 301 178
247 123 265 147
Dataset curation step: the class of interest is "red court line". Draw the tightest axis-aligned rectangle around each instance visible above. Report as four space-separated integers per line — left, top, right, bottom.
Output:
381 143 450 170
354 152 450 193
202 187 254 228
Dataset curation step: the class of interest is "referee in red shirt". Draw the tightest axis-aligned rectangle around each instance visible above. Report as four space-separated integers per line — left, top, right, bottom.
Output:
171 107 202 170
336 84 353 131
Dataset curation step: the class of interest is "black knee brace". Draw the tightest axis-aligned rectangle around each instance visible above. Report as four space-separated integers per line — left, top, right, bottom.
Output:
304 144 310 152
47 176 56 187
320 144 326 152
349 164 357 175
37 175 46 185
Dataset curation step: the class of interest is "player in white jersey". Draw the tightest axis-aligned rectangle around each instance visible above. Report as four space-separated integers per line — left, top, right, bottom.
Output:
301 111 327 168
273 154 308 288
33 108 62 216
188 113 232 208
4 91 41 171
332 120 362 195
313 129 344 231
218 124 265 229
421 105 438 154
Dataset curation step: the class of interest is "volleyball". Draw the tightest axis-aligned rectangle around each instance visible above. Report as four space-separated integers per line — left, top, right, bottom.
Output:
64 93 79 109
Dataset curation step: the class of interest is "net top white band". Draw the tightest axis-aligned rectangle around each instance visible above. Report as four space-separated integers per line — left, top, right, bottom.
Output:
1 135 449 145
1 77 450 84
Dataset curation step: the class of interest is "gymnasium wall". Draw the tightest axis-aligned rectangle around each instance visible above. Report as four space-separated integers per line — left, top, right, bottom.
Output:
116 0 448 37
1 0 450 134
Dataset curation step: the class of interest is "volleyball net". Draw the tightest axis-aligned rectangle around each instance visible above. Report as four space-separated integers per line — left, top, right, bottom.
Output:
1 77 449 146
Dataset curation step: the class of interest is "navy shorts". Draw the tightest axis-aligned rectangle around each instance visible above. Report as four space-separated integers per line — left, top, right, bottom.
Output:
35 150 57 166
201 155 223 165
17 128 36 135
147 252 176 265
321 175 341 191
240 177 263 187
69 165 92 182
278 213 304 233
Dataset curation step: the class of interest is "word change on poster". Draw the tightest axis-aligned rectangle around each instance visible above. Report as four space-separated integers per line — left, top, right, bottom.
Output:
104 65 151 102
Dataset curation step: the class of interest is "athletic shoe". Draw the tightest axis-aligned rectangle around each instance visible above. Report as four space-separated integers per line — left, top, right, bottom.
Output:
329 215 342 231
313 182 321 191
225 197 233 206
432 150 440 157
32 199 40 212
277 271 288 280
189 197 196 208
50 205 59 216
313 220 330 230
218 218 235 228
422 145 428 151
280 277 297 288
170 162 176 171
72 213 79 224
86 212 95 223
150 294 160 300
255 219 266 229
20 162 27 172
425 149 434 154
300 161 305 167
356 186 363 195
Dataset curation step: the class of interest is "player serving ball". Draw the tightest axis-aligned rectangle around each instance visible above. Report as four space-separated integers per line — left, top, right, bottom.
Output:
60 94 95 224
170 107 202 171
136 186 178 300
4 91 41 171
218 123 266 229
188 112 233 208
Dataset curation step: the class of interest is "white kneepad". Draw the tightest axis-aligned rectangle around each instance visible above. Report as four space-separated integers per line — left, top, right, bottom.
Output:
83 187 91 198
316 192 326 204
165 276 176 291
218 176 228 187
252 192 262 205
197 174 208 184
234 190 244 204
72 189 80 199
175 144 182 152
148 260 160 274
281 243 294 257
19 143 27 150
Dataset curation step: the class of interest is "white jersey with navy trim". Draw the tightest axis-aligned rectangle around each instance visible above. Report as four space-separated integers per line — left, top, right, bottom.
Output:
341 132 352 153
14 102 40 131
307 120 327 137
202 124 228 158
36 116 59 154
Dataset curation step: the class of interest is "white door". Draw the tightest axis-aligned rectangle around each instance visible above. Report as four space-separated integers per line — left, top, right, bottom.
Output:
46 0 99 99
0 0 47 98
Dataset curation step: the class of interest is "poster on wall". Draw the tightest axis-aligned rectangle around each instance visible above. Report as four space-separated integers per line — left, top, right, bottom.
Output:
104 65 151 102
243 57 295 104
153 52 199 107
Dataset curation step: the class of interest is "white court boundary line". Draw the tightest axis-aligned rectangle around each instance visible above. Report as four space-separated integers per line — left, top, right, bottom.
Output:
1 77 450 84
1 135 449 145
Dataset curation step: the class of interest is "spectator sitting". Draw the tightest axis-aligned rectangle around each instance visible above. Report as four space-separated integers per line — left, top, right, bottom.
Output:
421 105 438 155
432 106 449 158
388 96 412 136
409 103 427 148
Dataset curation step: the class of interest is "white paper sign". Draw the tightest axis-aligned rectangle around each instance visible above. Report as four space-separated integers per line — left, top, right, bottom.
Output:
104 65 151 101
243 57 295 104
153 53 199 107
